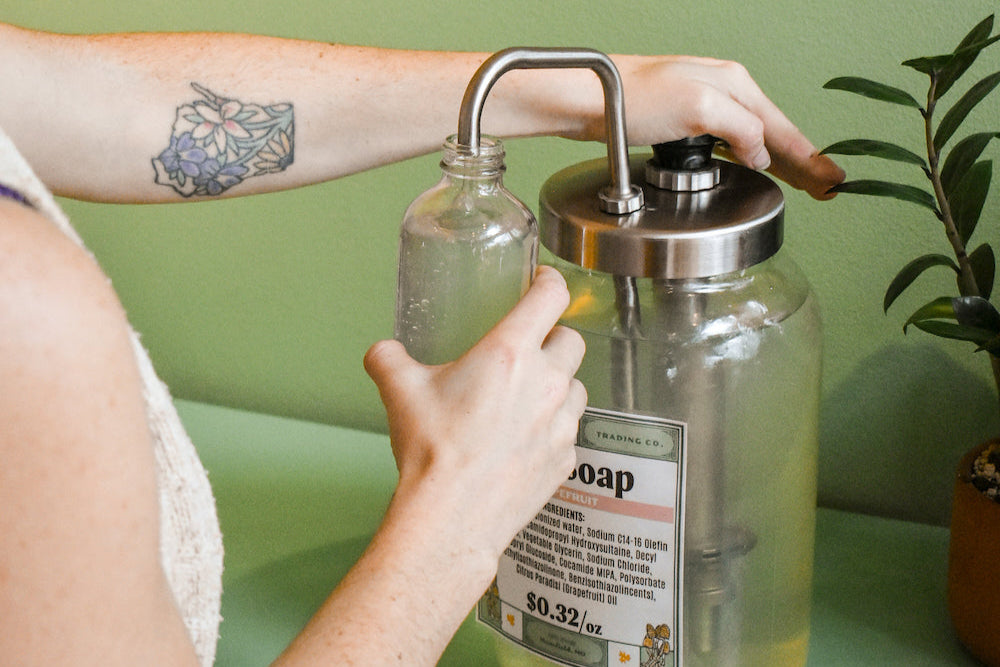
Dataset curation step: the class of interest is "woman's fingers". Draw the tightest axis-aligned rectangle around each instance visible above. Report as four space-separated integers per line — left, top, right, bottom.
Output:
766 146 846 200
618 55 845 200
689 60 846 199
556 378 589 435
488 265 571 348
542 324 586 374
366 265 580 394
710 63 846 198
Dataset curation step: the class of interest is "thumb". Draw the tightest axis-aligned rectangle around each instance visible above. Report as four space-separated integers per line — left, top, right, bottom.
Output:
363 339 419 396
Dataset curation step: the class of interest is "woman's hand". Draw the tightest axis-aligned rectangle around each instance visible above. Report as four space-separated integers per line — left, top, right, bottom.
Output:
280 268 586 667
555 54 846 200
363 266 587 559
621 55 846 200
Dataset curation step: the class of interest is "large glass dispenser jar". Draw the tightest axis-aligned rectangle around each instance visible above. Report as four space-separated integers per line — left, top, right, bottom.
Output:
394 134 536 365
479 132 822 667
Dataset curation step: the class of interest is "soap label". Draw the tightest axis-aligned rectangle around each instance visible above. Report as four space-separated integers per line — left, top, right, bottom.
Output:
479 407 686 666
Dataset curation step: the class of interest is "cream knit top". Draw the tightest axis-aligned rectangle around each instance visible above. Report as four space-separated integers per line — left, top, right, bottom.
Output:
0 126 224 666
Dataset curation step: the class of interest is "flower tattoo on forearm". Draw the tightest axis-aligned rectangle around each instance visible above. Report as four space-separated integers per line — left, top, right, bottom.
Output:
152 83 294 197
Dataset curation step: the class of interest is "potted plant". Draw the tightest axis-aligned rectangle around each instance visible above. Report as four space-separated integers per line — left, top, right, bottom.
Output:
820 14 1000 665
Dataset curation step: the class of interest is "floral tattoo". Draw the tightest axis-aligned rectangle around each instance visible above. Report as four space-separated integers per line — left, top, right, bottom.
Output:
152 83 294 197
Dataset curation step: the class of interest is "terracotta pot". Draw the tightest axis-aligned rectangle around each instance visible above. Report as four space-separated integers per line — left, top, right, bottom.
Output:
948 439 1000 666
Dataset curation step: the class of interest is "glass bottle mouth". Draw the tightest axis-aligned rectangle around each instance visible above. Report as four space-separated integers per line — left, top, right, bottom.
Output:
441 134 506 176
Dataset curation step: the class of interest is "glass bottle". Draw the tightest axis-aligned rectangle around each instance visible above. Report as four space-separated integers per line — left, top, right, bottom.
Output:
394 135 537 365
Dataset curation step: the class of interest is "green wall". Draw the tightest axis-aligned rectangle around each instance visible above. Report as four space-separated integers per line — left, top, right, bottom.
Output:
4 0 999 525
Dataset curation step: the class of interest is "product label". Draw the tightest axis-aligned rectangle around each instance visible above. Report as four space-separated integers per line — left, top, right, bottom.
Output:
479 408 686 667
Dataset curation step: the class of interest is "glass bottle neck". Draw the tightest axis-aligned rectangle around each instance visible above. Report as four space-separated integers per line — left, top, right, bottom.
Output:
440 134 506 180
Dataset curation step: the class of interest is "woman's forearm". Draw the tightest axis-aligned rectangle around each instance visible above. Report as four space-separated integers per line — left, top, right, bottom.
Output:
273 480 501 667
0 24 598 203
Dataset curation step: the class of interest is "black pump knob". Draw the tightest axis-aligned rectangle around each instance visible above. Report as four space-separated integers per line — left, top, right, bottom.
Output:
646 135 721 191
651 135 718 171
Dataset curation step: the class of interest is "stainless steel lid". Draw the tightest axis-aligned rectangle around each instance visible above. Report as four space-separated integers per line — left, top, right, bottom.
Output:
539 138 785 279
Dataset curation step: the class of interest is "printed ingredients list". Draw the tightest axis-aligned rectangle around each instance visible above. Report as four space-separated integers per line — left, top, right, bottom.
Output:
481 408 686 666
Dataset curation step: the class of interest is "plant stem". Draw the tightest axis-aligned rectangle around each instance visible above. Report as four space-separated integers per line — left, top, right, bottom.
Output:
924 77 1000 416
923 81 979 298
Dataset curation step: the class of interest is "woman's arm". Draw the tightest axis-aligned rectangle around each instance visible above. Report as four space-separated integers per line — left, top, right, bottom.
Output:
0 23 842 203
0 200 200 666
0 24 485 201
278 267 587 666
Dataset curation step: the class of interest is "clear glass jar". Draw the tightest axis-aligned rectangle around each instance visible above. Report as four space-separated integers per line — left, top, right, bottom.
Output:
479 143 823 667
394 135 537 364
569 249 820 666
484 249 821 667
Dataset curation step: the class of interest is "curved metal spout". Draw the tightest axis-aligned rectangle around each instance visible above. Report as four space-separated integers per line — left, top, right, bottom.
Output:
457 47 643 215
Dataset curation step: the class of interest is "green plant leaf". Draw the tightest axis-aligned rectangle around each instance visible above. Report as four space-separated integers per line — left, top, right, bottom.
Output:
823 77 922 108
884 254 959 312
969 243 997 299
900 39 999 82
905 296 1000 353
950 160 992 244
941 132 1000 197
934 71 1000 151
827 179 938 211
903 54 961 76
911 319 1000 349
820 139 927 167
953 295 1000 332
938 35 1000 98
936 15 998 98
905 296 956 326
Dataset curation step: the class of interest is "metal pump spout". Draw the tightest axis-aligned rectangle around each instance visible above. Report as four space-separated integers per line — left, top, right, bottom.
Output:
457 46 649 422
457 47 643 215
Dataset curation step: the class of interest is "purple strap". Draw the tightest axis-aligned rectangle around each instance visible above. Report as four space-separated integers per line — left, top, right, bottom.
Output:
0 182 31 207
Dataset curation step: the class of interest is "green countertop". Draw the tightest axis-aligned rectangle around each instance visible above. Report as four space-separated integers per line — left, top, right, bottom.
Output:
177 400 980 666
